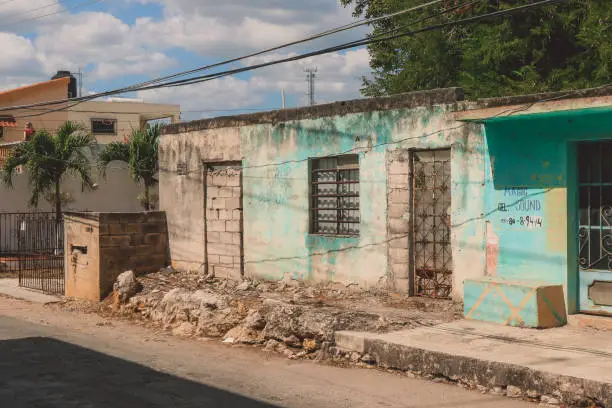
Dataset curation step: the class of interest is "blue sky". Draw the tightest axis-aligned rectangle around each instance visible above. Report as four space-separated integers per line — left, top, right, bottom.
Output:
0 0 371 121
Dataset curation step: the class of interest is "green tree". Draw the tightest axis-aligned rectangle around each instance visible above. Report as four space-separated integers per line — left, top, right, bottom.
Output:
2 121 96 221
99 123 161 211
341 0 611 98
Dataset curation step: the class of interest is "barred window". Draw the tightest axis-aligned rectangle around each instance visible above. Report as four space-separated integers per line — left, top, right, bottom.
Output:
310 155 360 235
91 118 116 135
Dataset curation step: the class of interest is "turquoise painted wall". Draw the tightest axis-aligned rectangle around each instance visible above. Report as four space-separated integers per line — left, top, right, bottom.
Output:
482 107 612 312
239 106 487 290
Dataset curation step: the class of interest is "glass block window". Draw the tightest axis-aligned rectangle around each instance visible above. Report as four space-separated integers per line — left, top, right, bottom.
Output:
310 155 360 235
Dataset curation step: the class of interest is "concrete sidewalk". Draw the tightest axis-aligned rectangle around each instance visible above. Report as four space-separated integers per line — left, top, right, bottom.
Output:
0 279 60 304
336 319 612 406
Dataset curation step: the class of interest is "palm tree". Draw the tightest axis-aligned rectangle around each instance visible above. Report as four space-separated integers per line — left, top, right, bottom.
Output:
99 123 161 211
2 121 96 221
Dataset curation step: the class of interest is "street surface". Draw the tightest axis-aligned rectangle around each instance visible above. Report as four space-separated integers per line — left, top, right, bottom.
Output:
0 296 534 407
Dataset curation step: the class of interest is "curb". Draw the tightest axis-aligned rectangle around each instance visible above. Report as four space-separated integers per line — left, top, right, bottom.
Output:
335 331 611 407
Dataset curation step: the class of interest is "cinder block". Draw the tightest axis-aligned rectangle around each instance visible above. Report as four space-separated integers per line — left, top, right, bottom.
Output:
213 265 242 280
389 235 409 249
218 209 231 220
389 247 409 263
231 186 242 196
207 254 220 264
390 263 409 279
389 189 410 204
109 224 125 235
144 233 162 245
219 232 233 244
226 220 241 232
207 242 241 256
225 197 241 209
207 186 220 197
232 210 242 220
389 218 409 234
110 235 130 247
208 220 226 232
212 198 226 209
219 186 233 198
389 160 409 175
227 175 241 187
219 256 233 266
232 233 242 245
464 278 567 328
206 209 218 220
212 175 228 187
388 174 408 188
233 256 242 266
388 203 408 219
126 224 141 234
207 232 220 243
394 277 410 293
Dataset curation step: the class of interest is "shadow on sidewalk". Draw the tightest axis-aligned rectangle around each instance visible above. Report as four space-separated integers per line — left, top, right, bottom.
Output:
0 336 280 407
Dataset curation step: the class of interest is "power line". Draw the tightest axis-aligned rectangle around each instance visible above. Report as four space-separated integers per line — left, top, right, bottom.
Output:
0 0 60 21
0 0 104 30
0 0 468 113
7 83 609 176
24 0 569 113
146 0 568 91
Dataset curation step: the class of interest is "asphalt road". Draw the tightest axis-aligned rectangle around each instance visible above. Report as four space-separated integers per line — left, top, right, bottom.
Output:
0 297 534 408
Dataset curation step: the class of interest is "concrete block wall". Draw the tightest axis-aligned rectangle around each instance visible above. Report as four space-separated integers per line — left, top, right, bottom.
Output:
65 211 168 301
386 150 411 293
205 167 243 280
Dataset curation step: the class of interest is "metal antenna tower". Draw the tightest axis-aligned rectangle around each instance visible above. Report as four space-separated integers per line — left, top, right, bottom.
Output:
304 66 317 106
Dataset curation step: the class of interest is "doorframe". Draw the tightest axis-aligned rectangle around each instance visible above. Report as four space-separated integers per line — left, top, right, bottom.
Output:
566 141 580 315
408 147 453 298
201 159 244 277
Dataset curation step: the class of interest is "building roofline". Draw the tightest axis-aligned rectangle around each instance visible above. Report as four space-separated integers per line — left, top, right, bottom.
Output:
0 77 69 98
467 85 612 110
162 87 464 135
162 84 612 135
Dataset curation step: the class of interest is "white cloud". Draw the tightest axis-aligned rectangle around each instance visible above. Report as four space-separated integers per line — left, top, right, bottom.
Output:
247 48 370 105
136 48 370 120
0 0 371 117
34 12 177 81
133 0 366 57
137 76 264 121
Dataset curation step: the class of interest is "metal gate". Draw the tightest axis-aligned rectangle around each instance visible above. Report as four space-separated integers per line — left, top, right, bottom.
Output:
0 213 64 295
577 141 612 315
411 149 452 298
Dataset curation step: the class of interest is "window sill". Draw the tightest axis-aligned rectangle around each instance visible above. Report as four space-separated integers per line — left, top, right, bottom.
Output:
309 233 359 238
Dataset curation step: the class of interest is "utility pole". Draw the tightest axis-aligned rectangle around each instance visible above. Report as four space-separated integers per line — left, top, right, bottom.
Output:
304 66 317 106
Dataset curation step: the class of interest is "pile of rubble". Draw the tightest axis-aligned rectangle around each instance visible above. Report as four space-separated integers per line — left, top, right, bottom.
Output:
59 267 462 360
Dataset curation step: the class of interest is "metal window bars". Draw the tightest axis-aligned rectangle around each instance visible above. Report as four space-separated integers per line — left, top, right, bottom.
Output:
311 155 360 235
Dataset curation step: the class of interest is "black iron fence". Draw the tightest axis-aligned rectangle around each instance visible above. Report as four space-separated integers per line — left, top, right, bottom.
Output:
0 212 64 295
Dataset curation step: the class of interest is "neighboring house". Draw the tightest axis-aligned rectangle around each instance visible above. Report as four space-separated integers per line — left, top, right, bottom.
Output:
0 71 180 213
159 86 612 325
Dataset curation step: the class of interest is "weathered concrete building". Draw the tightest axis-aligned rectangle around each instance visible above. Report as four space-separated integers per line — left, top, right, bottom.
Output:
160 86 612 326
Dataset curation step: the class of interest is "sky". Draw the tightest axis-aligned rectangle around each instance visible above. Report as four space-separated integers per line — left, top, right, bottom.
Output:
0 0 372 121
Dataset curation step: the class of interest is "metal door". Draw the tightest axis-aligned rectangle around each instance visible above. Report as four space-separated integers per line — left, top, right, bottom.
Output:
578 141 612 316
411 149 452 298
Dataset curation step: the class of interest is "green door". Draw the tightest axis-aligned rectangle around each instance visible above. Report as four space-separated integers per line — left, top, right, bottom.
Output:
578 141 612 316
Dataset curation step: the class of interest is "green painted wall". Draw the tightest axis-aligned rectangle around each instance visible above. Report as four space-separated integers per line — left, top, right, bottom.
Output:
482 107 612 312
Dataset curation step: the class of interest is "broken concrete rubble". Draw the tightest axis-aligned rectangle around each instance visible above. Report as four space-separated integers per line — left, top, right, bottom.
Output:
113 270 141 305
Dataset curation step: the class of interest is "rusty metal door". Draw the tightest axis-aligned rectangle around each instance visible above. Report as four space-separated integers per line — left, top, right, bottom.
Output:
411 149 452 298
